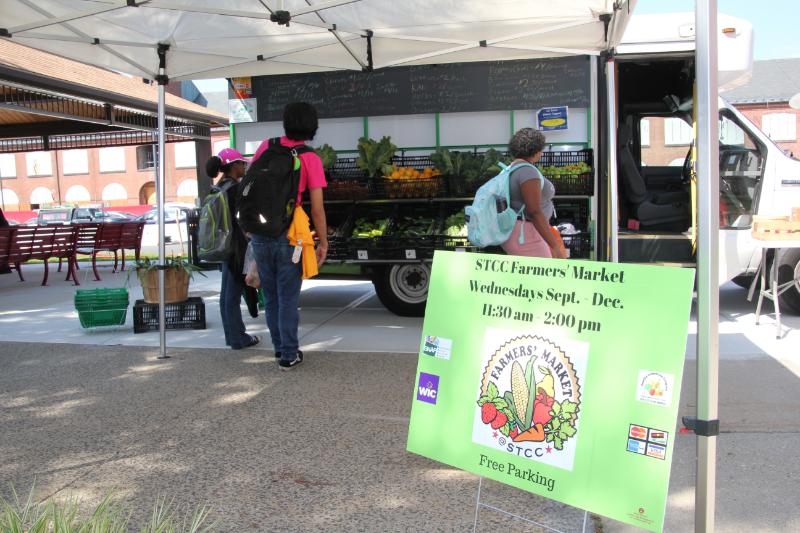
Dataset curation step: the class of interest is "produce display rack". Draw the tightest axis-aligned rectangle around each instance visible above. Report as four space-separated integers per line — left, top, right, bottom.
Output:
323 149 594 199
307 148 594 262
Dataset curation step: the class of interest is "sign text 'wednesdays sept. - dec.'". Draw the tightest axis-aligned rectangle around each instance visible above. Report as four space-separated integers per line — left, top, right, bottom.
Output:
469 258 628 333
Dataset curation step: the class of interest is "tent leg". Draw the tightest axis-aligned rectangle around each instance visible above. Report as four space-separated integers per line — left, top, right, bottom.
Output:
695 1 720 531
156 50 169 360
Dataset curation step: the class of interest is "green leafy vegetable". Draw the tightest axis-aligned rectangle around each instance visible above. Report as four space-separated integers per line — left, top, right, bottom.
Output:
351 217 390 238
394 216 435 237
443 212 468 237
315 144 337 170
356 136 397 177
543 399 579 450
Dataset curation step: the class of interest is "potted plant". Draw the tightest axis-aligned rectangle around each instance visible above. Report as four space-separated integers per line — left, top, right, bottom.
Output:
128 256 204 304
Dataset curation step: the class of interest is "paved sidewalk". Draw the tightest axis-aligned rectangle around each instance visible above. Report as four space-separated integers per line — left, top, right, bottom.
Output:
0 262 421 353
0 342 589 532
1 342 798 532
1 263 799 531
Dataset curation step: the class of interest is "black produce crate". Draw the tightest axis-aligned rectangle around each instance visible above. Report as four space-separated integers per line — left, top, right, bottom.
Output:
324 179 369 201
368 177 444 199
433 235 476 251
445 175 486 197
561 232 592 259
326 236 351 261
368 237 437 261
328 157 368 181
133 297 206 333
391 154 435 170
542 172 593 196
552 199 591 228
538 149 593 167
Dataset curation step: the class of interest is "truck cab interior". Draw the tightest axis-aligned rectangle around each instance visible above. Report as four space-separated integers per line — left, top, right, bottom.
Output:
615 56 766 263
617 57 694 233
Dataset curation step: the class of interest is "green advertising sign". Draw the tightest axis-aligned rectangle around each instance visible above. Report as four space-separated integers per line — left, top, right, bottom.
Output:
407 251 694 531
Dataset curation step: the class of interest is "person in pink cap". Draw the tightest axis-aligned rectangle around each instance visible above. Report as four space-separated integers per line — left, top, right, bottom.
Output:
205 148 260 349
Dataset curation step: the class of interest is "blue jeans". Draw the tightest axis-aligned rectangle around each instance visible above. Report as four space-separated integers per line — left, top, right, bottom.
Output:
220 261 251 349
250 235 302 361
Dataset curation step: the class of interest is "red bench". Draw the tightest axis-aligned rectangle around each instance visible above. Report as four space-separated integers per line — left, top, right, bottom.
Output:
0 225 79 285
119 221 145 270
0 221 145 286
71 221 144 281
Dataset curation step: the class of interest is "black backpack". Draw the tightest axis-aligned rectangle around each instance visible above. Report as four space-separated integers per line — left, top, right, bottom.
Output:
236 138 310 238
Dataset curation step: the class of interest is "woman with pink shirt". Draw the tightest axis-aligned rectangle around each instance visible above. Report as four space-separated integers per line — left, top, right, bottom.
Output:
249 102 328 370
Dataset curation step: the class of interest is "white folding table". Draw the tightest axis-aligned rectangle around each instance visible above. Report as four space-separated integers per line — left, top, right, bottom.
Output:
747 238 800 338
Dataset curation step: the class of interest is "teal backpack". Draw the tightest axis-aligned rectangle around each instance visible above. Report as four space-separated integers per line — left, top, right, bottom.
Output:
197 180 235 263
465 162 537 247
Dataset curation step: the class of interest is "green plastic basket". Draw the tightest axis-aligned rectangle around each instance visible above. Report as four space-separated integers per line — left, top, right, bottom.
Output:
74 288 129 328
78 308 128 328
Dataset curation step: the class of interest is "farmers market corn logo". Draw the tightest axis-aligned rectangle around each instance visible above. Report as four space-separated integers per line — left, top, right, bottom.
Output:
471 334 584 471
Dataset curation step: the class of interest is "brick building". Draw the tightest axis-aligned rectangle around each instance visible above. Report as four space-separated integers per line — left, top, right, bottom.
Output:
0 40 227 214
724 58 800 158
641 58 800 166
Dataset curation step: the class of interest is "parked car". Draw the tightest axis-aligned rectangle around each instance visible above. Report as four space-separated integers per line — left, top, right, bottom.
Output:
95 210 135 222
35 207 137 225
136 205 194 224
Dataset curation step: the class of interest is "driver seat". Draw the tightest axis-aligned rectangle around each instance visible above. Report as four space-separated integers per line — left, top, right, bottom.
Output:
617 124 689 229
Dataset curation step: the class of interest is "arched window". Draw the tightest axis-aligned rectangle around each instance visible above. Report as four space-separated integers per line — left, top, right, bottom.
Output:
102 183 128 206
29 187 54 207
176 179 198 202
65 185 91 204
1 188 20 210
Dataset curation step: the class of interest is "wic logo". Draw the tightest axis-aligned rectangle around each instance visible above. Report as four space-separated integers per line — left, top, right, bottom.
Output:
417 372 440 405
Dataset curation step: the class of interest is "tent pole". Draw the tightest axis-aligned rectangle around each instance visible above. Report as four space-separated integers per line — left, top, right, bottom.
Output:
694 1 720 531
156 45 169 360
604 56 618 262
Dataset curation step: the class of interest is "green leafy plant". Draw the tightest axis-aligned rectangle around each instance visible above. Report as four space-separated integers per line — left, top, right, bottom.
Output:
544 399 579 450
355 136 397 177
442 212 467 237
127 256 205 285
479 148 503 178
351 218 390 238
314 144 337 171
0 485 215 533
430 148 455 175
432 149 504 185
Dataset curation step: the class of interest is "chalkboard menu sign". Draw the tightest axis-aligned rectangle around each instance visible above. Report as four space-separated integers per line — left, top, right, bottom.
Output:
244 56 590 121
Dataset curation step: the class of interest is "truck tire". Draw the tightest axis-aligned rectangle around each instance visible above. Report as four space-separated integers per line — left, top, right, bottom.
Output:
372 264 430 317
777 248 800 315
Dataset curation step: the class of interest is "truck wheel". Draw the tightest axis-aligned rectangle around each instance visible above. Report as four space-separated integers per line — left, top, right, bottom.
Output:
777 248 800 315
372 264 430 317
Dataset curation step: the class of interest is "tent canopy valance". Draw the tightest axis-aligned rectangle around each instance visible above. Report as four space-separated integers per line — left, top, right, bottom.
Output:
1 0 633 82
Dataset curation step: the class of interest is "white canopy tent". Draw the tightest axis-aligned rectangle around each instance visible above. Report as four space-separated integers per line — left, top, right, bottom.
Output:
0 0 636 358
0 1 722 530
3 0 631 80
